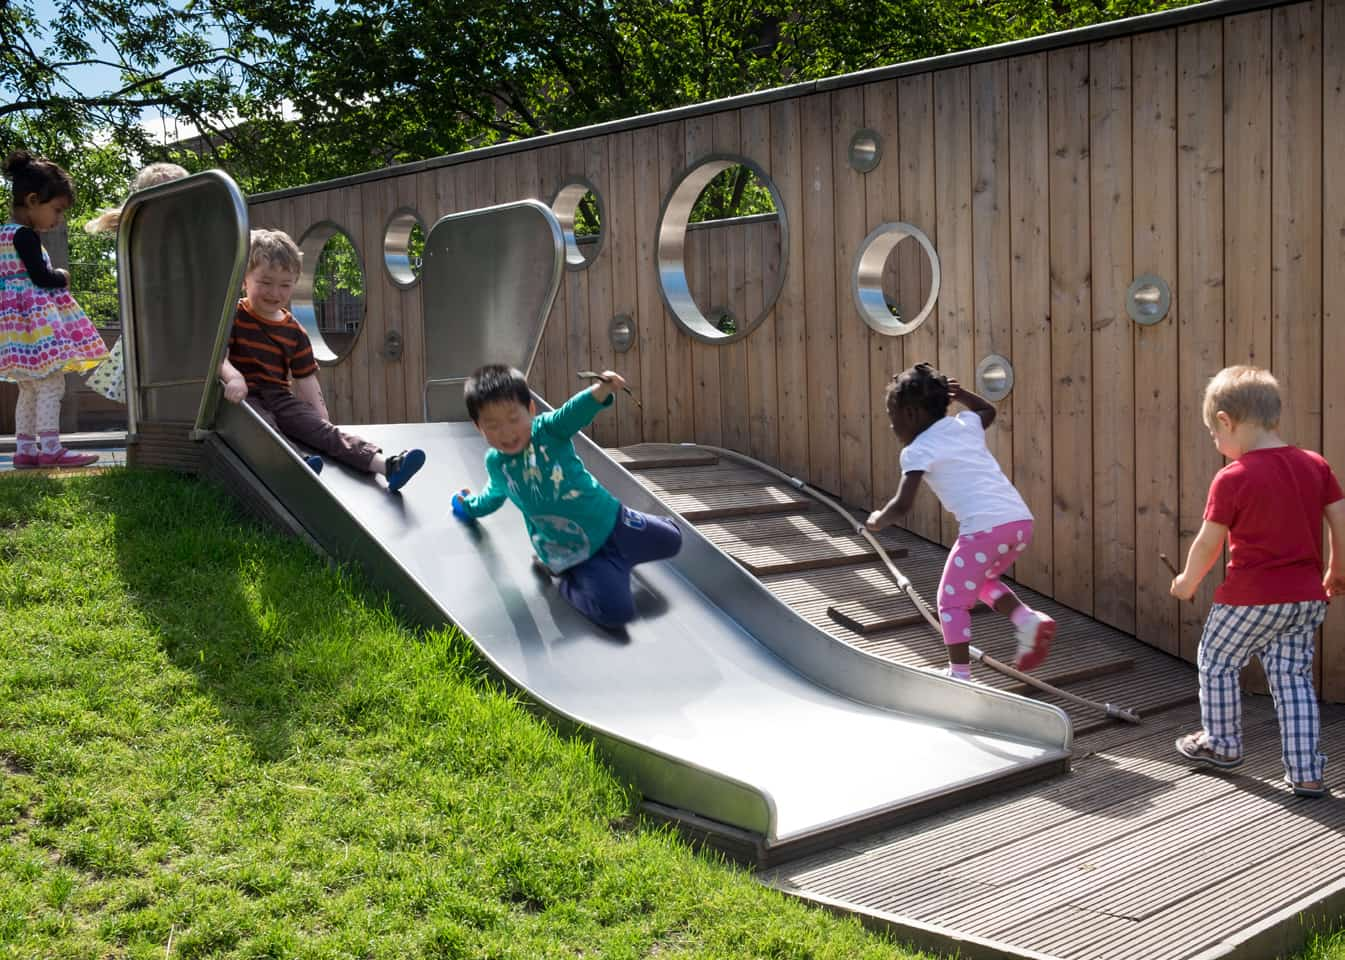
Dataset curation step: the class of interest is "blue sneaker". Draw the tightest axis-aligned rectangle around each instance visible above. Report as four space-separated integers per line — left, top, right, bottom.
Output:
304 455 323 474
386 448 425 492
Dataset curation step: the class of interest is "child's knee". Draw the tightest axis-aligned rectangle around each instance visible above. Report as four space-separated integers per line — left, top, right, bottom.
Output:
587 592 636 628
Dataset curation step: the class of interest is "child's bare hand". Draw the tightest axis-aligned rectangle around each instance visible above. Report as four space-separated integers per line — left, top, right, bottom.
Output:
451 489 473 522
865 510 887 531
1169 574 1197 601
222 377 247 403
1325 570 1345 598
947 378 965 400
600 370 625 390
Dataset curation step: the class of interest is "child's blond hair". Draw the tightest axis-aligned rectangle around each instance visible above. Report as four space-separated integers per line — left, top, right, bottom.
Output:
247 228 302 277
1203 365 1281 430
84 162 191 234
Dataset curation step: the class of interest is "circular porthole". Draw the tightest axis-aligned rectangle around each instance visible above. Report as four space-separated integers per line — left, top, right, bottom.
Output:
1127 273 1171 325
976 354 1015 401
551 178 604 269
852 222 940 336
849 128 882 173
384 207 425 288
656 154 787 344
294 221 366 364
610 313 635 353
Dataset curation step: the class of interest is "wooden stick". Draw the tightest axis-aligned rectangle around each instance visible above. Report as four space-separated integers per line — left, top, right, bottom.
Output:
576 370 642 407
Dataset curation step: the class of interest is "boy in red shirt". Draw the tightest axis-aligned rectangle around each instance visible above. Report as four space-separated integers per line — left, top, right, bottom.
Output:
1170 366 1345 798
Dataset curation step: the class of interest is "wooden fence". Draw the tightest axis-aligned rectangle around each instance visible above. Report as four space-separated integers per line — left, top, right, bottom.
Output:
248 0 1345 700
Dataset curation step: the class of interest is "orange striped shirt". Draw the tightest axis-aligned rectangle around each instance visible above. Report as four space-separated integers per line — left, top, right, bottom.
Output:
227 298 318 390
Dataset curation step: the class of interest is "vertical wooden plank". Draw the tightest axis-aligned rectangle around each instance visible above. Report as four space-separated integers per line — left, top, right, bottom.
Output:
1271 2 1322 452
934 67 975 545
1322 0 1345 702
685 115 723 446
378 178 403 423
633 125 669 442
865 80 903 512
1008 54 1053 594
1089 38 1136 633
333 188 360 425
1132 29 1182 656
1177 20 1225 662
538 146 570 406
406 170 436 421
1223 11 1273 368
513 150 546 397
660 122 695 442
832 85 872 508
715 110 751 454
585 136 618 447
1048 47 1093 615
897 74 941 540
608 130 641 446
771 100 809 476
800 92 840 493
562 141 591 428
354 181 385 424
1272 0 1323 692
970 61 1014 482
742 104 778 465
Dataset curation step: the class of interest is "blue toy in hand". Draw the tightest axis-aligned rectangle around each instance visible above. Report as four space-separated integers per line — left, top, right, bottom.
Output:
451 489 474 522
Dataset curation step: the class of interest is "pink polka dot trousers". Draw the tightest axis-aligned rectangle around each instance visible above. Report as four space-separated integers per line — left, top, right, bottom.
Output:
936 519 1033 647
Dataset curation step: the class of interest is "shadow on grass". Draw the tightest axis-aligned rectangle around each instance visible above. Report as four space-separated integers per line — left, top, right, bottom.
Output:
97 467 435 763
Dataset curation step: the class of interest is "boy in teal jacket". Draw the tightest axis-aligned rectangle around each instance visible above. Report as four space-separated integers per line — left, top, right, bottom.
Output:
452 364 682 628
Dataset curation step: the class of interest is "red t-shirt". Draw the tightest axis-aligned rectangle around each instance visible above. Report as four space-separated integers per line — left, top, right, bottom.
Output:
1204 446 1344 605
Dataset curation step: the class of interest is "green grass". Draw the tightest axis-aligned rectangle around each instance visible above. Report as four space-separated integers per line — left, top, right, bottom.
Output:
0 469 941 959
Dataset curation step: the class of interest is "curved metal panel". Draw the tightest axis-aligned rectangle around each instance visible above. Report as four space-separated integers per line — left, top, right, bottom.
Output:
116 170 249 433
420 201 564 421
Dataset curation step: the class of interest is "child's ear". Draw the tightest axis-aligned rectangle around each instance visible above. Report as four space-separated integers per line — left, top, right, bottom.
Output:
529 398 537 415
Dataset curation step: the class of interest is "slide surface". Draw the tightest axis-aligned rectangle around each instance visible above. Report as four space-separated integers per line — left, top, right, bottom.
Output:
214 402 1072 857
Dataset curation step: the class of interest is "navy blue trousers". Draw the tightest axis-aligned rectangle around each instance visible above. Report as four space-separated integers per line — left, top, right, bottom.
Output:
558 506 683 628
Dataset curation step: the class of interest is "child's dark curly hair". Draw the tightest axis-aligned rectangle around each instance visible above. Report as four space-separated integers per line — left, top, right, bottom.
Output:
4 150 75 207
885 362 950 421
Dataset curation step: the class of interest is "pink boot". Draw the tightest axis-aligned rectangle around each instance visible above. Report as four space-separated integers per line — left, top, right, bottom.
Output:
38 448 100 468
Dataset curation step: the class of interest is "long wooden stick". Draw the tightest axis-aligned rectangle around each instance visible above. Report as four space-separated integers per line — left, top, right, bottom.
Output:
656 443 1143 724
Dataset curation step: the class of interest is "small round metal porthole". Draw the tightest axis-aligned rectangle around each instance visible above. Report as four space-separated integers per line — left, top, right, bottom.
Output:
610 313 635 353
1126 273 1171 325
848 128 882 173
976 354 1015 402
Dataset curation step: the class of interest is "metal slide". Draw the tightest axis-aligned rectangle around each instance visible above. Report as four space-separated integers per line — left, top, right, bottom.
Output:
122 173 1073 864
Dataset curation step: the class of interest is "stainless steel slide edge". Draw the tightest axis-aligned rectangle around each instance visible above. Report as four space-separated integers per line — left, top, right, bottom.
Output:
574 431 1074 752
211 401 777 839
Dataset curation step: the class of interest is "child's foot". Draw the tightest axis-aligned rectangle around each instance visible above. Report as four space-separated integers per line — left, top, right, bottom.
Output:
304 455 323 474
1284 775 1327 798
1175 731 1243 769
1013 609 1055 671
385 449 425 492
38 448 99 468
926 663 974 681
11 452 40 469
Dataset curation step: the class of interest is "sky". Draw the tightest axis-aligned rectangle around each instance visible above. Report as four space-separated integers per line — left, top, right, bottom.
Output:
26 0 243 143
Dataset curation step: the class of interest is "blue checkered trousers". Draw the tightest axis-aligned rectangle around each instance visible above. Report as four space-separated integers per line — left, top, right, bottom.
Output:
1198 601 1327 782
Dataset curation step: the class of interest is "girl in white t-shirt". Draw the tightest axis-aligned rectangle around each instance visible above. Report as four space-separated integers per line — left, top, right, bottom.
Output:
866 362 1055 680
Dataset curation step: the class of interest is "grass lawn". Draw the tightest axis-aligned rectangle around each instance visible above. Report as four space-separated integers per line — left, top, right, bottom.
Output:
0 469 938 959
1 468 1341 960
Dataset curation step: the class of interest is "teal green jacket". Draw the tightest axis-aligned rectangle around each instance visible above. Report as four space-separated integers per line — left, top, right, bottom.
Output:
463 388 621 571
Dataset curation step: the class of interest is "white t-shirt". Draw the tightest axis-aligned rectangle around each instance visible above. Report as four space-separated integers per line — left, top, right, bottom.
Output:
898 410 1032 536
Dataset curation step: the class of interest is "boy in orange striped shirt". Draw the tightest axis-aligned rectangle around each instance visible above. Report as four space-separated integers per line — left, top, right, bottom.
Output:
219 229 424 491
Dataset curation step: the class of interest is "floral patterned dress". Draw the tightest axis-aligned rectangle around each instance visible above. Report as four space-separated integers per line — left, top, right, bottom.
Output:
0 222 108 381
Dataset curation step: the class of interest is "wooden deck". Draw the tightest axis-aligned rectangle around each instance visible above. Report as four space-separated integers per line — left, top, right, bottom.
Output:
616 443 1345 960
